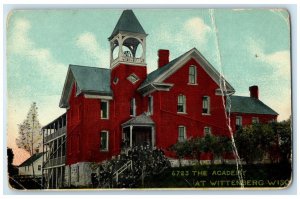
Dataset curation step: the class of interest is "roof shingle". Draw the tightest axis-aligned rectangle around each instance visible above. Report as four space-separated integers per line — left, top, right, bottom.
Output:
18 152 44 167
122 113 154 127
228 96 278 115
59 65 112 108
70 65 112 96
109 10 146 40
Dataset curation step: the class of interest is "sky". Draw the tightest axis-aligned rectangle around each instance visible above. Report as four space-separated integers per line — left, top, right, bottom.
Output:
6 9 291 165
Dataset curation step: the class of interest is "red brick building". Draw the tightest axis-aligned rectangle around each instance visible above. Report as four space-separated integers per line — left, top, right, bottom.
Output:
42 10 278 188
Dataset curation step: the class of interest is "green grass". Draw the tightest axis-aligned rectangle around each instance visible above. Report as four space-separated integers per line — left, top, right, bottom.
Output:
142 163 292 188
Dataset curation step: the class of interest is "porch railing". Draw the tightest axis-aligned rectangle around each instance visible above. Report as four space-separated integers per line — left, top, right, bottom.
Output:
44 127 66 143
112 160 133 185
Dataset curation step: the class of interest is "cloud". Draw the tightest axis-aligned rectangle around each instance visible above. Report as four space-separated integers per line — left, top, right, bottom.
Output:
147 17 212 72
158 17 211 47
75 32 109 68
7 18 67 164
247 38 290 78
246 37 291 121
184 17 212 45
8 18 66 83
8 19 32 53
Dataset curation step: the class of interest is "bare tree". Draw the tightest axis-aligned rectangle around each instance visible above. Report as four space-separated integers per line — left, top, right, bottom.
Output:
16 102 42 177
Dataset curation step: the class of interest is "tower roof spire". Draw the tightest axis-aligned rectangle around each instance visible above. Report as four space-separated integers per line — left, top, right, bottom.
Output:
108 9 146 40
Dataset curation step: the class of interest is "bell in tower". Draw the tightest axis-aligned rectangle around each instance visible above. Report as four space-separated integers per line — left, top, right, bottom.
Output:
108 10 147 68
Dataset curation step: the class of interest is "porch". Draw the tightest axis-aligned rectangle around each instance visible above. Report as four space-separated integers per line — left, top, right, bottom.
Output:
121 113 155 148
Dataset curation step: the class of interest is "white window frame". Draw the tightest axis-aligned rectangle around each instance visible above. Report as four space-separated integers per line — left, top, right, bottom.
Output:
188 65 197 84
178 126 187 142
38 165 41 171
202 96 210 115
113 77 119 85
252 117 259 124
130 98 136 117
100 100 109 119
148 95 153 115
127 73 139 84
236 116 243 128
177 94 186 114
100 131 109 152
204 126 211 136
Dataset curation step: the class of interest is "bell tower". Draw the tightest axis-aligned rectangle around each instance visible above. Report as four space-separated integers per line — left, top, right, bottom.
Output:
108 10 147 69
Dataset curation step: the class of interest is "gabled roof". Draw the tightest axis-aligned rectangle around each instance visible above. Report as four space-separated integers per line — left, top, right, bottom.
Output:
109 9 146 40
139 49 192 89
138 48 235 95
59 65 112 108
122 113 155 127
227 96 278 115
18 152 44 167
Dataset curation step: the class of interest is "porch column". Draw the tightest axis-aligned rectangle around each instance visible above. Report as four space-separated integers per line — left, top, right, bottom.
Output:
151 126 155 148
129 125 133 148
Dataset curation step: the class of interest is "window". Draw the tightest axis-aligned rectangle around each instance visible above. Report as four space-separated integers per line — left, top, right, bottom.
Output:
130 98 136 116
204 127 211 136
252 117 259 124
189 65 197 84
113 77 119 85
127 73 139 84
100 131 109 151
177 95 186 113
148 95 153 115
178 126 186 142
100 100 109 119
38 165 41 171
202 96 210 114
236 116 242 130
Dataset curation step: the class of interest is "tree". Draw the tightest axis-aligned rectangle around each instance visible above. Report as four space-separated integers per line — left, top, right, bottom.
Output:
211 135 232 164
7 148 18 177
276 119 292 163
91 145 170 188
16 102 42 176
170 140 191 167
234 122 288 164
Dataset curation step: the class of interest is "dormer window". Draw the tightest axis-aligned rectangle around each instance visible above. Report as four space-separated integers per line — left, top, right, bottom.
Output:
127 73 139 84
188 65 197 84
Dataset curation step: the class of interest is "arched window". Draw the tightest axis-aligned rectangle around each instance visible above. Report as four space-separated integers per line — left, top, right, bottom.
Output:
189 65 197 84
177 94 186 113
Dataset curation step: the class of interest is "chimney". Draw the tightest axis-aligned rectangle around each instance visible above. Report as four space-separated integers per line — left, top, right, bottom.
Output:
249 85 259 99
158 49 169 68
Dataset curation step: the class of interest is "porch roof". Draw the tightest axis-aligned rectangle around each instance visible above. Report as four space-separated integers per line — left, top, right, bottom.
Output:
122 113 155 127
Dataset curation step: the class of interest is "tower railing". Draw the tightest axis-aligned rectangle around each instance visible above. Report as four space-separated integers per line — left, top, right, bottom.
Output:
112 55 145 66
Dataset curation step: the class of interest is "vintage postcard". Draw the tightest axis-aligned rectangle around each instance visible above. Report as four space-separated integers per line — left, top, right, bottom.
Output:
6 8 292 190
